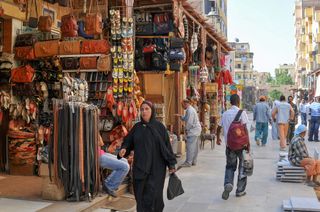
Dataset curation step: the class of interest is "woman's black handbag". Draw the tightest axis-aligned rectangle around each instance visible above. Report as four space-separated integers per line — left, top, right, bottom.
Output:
167 173 184 200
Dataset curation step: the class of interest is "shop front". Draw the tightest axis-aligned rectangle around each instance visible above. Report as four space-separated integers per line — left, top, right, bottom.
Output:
0 0 233 203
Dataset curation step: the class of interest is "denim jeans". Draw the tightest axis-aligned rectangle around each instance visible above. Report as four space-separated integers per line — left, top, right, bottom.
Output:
309 116 320 141
185 136 199 165
301 113 307 126
224 147 247 193
100 153 130 191
255 122 268 145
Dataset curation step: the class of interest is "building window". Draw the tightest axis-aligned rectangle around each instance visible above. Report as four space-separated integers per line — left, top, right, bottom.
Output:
237 64 241 68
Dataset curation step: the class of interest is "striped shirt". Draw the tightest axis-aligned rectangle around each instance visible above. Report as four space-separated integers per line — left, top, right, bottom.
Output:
309 102 320 117
288 135 309 166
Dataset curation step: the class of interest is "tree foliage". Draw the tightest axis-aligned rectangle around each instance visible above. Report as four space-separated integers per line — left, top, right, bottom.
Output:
275 71 294 85
269 90 283 101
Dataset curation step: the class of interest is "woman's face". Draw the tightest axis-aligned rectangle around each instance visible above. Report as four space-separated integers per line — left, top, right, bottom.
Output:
141 103 152 122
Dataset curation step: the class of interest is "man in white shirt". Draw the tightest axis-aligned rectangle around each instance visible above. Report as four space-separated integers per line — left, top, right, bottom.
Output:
175 99 202 167
216 94 249 200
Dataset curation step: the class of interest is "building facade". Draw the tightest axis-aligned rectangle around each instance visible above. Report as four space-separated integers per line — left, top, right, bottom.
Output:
275 64 296 82
188 0 228 38
294 0 320 99
228 42 257 87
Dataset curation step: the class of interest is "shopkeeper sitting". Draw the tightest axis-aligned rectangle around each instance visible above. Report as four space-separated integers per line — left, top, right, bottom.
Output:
99 135 130 197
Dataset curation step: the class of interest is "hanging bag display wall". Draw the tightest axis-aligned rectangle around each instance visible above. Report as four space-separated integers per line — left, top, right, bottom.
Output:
84 0 102 35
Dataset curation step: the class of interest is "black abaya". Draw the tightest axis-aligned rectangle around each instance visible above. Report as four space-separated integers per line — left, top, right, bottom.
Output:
120 119 177 212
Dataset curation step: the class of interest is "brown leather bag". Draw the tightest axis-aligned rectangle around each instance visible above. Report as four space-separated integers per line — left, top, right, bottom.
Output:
84 0 102 35
14 47 35 60
59 41 81 55
38 16 53 32
61 14 78 38
97 54 111 72
81 40 110 54
80 57 97 69
35 40 59 58
11 65 35 83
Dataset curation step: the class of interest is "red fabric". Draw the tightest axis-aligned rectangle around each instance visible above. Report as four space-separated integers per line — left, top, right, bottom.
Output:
220 55 226 68
223 70 233 85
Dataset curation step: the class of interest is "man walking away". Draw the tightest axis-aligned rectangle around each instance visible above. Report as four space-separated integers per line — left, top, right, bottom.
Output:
216 94 249 200
272 95 294 151
308 98 320 142
287 96 298 145
253 96 271 146
271 100 280 140
175 99 202 167
300 99 307 126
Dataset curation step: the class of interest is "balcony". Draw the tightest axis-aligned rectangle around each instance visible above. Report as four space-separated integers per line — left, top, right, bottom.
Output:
305 8 314 18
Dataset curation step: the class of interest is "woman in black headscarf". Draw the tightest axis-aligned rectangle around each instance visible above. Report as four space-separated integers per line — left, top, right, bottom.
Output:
118 101 177 212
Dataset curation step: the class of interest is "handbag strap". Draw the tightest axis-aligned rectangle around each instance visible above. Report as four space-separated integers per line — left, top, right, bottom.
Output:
233 109 243 122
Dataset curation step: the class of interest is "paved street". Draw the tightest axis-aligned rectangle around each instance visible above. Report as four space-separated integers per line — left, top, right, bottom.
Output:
163 113 317 212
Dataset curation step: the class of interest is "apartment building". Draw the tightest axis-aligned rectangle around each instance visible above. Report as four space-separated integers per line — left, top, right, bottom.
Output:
294 0 320 99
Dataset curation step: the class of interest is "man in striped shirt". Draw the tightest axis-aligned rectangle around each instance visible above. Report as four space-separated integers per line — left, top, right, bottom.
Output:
308 98 320 142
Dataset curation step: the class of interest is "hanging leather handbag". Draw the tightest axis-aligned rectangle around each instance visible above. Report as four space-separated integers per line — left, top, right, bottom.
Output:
14 47 35 60
81 40 110 54
28 0 38 28
170 38 184 48
59 40 81 55
61 58 80 70
15 34 38 47
61 14 78 38
84 0 102 35
169 48 185 61
97 54 111 72
34 40 59 58
78 20 94 39
152 52 167 70
143 44 156 53
80 57 97 69
11 65 35 83
38 15 53 32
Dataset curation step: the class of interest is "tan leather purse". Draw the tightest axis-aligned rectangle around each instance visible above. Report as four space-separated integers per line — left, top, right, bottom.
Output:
97 54 111 72
80 57 97 69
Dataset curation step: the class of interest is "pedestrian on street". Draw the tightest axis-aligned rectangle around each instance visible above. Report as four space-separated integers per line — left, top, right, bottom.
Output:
287 96 298 145
306 99 313 139
299 99 308 126
308 98 320 142
216 94 249 200
288 124 320 187
272 95 295 151
175 99 202 167
99 135 130 197
118 101 177 212
271 100 280 140
253 96 271 146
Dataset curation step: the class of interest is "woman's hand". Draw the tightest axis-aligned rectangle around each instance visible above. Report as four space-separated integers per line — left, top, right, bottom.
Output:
169 168 176 174
119 148 126 158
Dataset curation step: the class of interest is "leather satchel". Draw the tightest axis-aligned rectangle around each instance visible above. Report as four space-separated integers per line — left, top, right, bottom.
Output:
59 41 81 55
11 65 35 83
97 54 111 72
35 40 59 58
61 14 78 38
80 57 97 69
84 0 102 35
81 40 110 54
38 16 53 32
61 58 80 70
15 34 38 47
14 47 35 60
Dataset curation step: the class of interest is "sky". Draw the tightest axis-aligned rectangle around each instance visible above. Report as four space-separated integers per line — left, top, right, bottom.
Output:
227 0 296 76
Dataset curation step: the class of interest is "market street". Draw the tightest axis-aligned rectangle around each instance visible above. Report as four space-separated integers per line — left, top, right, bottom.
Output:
163 113 317 212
